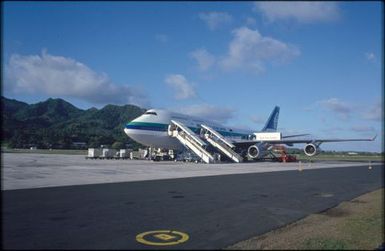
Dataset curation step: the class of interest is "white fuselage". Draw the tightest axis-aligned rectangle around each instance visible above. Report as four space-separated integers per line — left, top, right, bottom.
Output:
124 109 252 150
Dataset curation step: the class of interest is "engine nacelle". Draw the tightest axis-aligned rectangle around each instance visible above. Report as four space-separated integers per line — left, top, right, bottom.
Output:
247 144 266 159
304 143 321 157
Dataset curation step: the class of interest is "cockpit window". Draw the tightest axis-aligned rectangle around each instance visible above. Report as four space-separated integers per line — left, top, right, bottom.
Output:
144 111 157 115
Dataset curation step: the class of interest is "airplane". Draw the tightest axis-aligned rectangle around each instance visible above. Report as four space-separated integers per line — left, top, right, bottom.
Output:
124 106 376 162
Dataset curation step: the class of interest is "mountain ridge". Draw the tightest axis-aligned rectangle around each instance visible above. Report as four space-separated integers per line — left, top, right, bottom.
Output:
2 96 146 149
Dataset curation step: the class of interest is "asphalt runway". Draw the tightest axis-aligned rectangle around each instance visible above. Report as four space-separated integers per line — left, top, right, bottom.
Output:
2 164 383 249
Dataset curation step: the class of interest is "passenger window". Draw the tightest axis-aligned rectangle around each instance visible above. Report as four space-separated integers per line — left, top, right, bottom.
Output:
144 112 157 115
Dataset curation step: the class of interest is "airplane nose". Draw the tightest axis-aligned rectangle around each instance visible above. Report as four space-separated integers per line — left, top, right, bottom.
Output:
124 120 137 133
124 120 142 142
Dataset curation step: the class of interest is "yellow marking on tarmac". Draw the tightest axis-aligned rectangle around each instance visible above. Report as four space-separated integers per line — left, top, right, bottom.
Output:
154 233 176 241
136 230 189 246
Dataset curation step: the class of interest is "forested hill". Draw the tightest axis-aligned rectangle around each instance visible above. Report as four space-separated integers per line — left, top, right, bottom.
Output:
2 96 146 149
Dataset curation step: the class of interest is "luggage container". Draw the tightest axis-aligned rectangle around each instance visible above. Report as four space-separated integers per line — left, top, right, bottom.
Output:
100 148 117 159
119 149 131 159
86 148 102 159
129 151 140 159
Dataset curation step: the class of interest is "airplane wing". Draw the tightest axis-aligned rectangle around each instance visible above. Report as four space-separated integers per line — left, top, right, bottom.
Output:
232 135 377 147
282 134 310 139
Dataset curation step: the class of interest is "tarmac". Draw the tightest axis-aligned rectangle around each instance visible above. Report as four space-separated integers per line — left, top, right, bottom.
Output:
2 158 383 249
2 153 381 190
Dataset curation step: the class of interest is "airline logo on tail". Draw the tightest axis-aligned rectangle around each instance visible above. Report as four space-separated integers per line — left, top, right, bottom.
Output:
262 106 280 132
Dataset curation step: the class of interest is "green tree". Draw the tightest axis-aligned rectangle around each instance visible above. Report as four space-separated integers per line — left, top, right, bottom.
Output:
112 141 124 149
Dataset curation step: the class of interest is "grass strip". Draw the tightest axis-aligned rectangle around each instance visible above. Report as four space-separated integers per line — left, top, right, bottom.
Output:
226 188 384 250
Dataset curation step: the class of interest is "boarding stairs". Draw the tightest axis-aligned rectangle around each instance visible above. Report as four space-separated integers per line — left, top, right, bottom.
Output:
168 120 215 164
200 124 243 163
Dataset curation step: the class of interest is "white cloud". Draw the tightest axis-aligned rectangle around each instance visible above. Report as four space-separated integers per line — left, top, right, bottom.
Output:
318 98 352 120
254 2 340 23
176 103 235 123
199 12 233 30
219 27 300 73
321 126 344 133
4 50 149 106
155 34 169 43
250 115 266 124
189 48 216 71
245 17 257 27
165 74 196 100
350 125 376 133
362 101 382 121
365 52 376 62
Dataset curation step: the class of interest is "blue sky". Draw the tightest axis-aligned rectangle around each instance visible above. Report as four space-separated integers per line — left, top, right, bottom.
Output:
2 2 383 152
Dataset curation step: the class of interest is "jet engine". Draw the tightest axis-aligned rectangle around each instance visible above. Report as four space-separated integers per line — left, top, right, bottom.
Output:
304 143 321 157
247 144 267 159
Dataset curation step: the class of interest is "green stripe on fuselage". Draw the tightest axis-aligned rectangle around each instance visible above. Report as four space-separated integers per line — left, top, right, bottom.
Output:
126 121 249 138
127 121 168 129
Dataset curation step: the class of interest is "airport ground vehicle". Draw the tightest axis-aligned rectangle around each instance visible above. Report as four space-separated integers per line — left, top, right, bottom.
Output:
271 145 297 162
